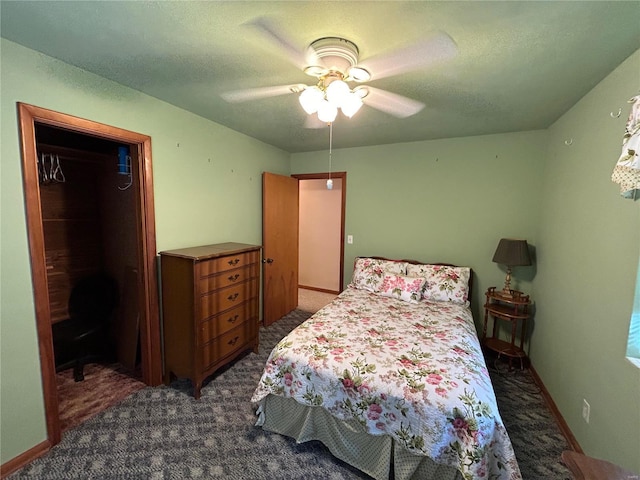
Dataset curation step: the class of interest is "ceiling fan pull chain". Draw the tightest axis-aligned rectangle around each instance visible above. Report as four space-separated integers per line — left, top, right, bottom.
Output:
327 122 334 190
329 122 333 178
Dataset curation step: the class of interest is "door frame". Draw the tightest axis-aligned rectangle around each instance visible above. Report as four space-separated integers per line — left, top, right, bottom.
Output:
292 172 347 292
17 103 162 447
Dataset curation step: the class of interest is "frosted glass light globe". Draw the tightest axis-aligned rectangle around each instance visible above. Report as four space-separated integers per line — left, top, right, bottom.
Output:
341 92 363 118
299 86 323 114
317 100 338 123
326 80 350 108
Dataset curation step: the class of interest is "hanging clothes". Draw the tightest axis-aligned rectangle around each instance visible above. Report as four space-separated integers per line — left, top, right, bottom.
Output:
611 94 640 199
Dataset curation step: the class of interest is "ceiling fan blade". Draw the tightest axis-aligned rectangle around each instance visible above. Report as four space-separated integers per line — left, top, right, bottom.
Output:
221 84 301 103
247 16 320 70
358 31 458 80
363 87 425 118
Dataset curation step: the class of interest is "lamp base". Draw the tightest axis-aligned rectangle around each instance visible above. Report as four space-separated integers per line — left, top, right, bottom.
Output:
500 268 513 297
497 287 515 299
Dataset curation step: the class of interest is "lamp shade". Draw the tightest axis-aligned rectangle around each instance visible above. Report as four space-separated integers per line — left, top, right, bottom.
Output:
492 238 531 266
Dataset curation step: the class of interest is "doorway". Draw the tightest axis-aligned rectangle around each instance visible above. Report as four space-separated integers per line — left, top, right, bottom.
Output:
17 103 162 447
293 172 346 294
298 177 343 294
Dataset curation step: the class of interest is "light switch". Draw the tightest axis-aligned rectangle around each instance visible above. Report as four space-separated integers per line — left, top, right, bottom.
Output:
347 235 353 244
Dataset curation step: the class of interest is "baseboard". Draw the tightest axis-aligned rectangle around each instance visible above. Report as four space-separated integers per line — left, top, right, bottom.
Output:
299 285 340 295
529 364 582 453
1 439 50 478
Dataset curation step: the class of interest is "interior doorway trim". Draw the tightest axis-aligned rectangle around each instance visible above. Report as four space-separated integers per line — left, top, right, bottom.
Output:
292 172 346 291
17 103 162 448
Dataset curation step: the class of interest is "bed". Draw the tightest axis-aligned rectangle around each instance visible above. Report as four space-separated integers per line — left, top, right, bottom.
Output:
252 257 522 480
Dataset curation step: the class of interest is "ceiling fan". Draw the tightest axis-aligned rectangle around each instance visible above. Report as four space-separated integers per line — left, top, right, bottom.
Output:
221 17 458 124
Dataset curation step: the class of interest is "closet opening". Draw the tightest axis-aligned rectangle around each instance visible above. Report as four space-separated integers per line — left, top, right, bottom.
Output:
18 103 162 447
38 125 145 432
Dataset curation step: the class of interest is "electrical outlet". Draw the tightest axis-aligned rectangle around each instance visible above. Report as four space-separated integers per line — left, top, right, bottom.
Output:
582 399 590 423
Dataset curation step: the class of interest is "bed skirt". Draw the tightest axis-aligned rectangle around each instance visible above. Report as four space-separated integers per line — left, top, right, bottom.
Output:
255 394 462 480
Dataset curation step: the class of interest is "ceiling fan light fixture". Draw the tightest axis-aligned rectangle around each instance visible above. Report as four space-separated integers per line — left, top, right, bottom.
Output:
325 79 350 107
317 99 338 123
341 92 363 118
299 86 323 114
222 26 453 126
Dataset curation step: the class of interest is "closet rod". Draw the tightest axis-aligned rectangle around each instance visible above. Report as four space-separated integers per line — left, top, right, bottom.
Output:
37 143 118 165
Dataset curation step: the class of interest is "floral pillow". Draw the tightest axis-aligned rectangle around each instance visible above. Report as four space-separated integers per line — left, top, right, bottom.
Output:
406 264 471 305
351 257 408 292
377 274 426 303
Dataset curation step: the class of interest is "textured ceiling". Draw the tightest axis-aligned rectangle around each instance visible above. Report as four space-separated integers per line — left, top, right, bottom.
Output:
1 1 639 153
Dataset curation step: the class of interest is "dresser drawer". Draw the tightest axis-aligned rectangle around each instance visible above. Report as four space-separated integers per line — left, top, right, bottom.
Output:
201 321 257 370
198 250 260 276
200 301 258 342
198 263 259 293
200 278 258 318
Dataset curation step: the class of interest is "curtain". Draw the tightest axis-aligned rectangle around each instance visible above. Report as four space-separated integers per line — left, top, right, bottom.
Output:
611 94 640 199
626 258 640 362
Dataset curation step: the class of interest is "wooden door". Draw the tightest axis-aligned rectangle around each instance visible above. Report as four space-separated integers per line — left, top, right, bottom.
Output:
262 172 299 326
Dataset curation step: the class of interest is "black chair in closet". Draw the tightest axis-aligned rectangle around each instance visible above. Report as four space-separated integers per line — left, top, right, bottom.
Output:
52 273 118 382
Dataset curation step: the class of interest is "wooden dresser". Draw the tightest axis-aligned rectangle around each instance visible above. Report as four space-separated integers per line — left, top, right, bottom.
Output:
159 242 261 399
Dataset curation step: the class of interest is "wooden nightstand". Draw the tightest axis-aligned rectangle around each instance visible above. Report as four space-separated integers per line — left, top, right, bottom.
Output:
482 286 531 369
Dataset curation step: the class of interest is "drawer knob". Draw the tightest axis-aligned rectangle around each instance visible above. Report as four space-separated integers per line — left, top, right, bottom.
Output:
228 273 240 282
228 258 240 266
228 336 239 346
227 314 239 324
228 293 239 302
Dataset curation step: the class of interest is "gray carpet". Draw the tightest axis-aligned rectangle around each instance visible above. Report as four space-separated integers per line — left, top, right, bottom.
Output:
486 358 572 479
10 310 572 479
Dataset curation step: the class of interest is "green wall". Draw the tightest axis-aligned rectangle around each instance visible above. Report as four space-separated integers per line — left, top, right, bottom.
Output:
292 131 547 318
0 39 290 464
533 50 640 472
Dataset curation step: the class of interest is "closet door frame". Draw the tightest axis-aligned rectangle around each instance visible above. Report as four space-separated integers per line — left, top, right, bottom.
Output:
17 103 162 447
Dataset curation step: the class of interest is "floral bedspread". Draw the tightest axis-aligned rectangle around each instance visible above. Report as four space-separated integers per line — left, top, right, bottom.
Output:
252 286 522 480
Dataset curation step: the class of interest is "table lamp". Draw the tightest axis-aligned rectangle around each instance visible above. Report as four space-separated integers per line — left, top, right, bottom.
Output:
492 238 532 297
